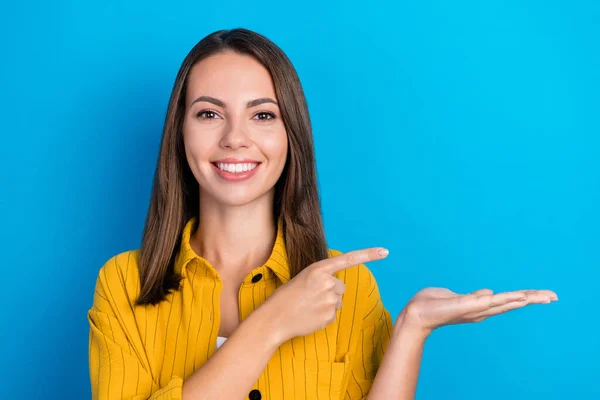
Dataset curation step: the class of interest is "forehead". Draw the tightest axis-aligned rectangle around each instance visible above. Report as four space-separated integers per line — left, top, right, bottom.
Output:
186 51 277 105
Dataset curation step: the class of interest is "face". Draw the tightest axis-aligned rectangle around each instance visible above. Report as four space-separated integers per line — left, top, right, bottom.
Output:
182 51 288 208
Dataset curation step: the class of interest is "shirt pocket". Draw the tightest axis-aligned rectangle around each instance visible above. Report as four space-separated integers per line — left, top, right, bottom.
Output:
284 353 351 400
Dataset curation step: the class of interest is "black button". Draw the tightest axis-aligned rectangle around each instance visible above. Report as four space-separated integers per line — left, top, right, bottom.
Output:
249 389 262 400
251 274 263 283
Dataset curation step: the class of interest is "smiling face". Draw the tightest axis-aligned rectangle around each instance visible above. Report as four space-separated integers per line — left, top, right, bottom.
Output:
182 51 288 208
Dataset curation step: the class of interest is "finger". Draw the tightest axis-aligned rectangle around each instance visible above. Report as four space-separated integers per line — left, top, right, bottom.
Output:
332 277 346 295
317 248 389 275
471 297 533 319
473 295 551 320
470 290 558 320
521 289 558 301
477 289 560 310
336 295 343 310
463 291 527 313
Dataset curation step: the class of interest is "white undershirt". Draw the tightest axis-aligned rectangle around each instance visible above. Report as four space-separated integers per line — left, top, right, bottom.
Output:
216 336 228 349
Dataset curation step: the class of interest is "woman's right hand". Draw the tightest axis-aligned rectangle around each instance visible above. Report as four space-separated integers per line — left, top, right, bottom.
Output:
262 247 389 342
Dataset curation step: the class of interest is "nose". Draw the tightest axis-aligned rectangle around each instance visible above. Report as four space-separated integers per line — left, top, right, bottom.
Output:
219 118 251 150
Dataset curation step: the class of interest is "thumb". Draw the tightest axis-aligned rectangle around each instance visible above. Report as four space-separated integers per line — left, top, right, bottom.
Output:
469 289 494 297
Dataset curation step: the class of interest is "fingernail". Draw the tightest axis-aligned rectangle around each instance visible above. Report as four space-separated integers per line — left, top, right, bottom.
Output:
378 248 389 257
551 295 559 301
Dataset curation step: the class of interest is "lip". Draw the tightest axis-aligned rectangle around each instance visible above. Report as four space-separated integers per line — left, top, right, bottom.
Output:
210 161 262 182
211 158 261 163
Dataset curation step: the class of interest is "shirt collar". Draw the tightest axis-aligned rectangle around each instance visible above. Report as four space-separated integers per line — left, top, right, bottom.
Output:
174 216 291 284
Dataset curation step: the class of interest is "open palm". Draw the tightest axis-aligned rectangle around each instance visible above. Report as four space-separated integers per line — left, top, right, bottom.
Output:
402 287 558 334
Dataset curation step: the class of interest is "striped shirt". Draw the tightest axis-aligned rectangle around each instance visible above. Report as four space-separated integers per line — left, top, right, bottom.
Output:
88 217 393 399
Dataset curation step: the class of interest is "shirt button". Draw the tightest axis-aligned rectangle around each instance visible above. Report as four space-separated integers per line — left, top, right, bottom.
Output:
251 274 263 283
248 389 262 400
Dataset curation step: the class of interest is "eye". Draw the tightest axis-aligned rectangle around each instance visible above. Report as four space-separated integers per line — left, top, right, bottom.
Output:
196 110 221 120
253 111 276 122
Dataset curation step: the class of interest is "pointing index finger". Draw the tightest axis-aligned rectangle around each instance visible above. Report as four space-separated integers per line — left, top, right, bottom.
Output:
319 248 389 275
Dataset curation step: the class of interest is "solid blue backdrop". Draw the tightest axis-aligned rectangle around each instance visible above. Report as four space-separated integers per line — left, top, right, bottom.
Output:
1 0 598 398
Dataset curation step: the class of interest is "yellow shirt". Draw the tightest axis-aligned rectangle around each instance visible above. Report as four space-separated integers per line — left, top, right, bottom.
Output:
88 217 393 400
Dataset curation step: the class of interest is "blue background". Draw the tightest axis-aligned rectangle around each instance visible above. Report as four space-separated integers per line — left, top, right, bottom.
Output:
1 0 598 398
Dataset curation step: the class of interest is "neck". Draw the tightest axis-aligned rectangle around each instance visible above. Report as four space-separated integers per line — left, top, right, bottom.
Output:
191 190 277 276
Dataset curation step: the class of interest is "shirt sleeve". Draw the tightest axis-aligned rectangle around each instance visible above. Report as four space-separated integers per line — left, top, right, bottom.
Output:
88 254 184 400
344 267 394 400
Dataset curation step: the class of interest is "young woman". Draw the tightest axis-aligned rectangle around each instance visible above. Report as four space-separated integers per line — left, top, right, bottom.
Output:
88 28 558 400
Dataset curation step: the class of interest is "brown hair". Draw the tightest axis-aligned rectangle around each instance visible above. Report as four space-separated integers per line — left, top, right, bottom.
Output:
135 28 328 306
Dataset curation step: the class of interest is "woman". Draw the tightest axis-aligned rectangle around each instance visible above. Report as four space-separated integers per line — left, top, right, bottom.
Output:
88 28 557 400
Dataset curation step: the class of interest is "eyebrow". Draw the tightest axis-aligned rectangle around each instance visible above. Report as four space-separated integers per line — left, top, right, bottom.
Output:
190 95 278 109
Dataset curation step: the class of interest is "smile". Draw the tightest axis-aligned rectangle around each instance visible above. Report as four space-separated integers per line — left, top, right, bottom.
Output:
210 162 262 182
214 162 259 173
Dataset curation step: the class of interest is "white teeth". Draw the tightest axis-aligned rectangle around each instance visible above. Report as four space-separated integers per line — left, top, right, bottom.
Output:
216 162 259 173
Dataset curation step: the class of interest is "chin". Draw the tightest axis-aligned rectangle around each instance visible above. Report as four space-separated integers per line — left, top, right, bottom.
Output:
213 191 267 207
199 177 276 208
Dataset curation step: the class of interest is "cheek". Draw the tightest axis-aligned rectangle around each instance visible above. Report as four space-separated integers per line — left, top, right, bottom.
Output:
183 127 213 161
260 130 288 163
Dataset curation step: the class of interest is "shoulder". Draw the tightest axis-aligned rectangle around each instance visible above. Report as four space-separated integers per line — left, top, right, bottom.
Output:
91 249 141 313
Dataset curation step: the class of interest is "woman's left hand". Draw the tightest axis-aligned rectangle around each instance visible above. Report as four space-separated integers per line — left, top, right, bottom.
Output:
399 287 558 337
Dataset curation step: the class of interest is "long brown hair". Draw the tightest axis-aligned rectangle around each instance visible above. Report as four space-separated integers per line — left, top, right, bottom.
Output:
135 28 328 306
